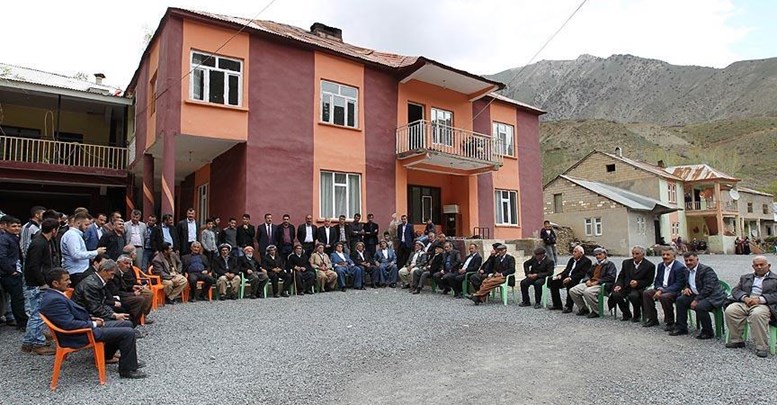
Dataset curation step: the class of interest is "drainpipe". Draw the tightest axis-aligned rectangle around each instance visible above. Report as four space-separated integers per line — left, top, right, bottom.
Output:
55 95 61 140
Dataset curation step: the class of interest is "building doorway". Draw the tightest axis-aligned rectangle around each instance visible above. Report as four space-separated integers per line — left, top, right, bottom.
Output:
407 185 440 226
407 103 424 149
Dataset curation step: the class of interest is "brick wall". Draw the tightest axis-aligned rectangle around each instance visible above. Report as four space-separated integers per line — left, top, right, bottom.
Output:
566 153 661 199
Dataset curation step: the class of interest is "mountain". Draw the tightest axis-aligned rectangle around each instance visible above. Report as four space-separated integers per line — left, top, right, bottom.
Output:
488 54 777 125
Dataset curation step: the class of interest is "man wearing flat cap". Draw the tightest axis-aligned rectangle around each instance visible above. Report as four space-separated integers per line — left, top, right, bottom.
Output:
212 243 240 300
519 247 555 308
568 247 617 317
469 243 501 293
468 244 515 305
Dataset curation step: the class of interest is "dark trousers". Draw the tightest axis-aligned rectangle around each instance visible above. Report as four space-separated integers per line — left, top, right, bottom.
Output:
642 289 678 324
520 277 545 304
675 294 716 334
431 271 446 290
94 320 138 373
295 270 315 293
187 272 215 299
119 295 147 327
361 265 379 286
548 278 574 309
302 243 315 258
245 272 269 297
609 288 643 318
443 272 466 294
279 244 293 258
0 275 27 325
365 244 377 260
267 271 292 296
470 273 484 292
397 244 411 273
69 271 88 288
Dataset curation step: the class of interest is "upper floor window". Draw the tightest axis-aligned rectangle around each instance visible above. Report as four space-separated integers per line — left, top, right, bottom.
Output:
190 51 242 106
495 189 519 225
764 204 771 215
431 108 453 146
667 183 677 204
492 122 515 156
321 80 358 128
747 202 754 213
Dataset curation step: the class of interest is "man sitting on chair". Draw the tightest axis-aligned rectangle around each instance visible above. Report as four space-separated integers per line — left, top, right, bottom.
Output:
352 242 380 288
549 245 591 312
73 259 132 325
468 244 515 305
568 247 617 317
609 246 655 322
331 242 364 291
411 244 444 294
287 244 315 295
240 246 269 299
310 243 338 292
212 243 240 300
725 255 777 357
642 247 687 330
40 268 146 379
181 241 215 302
263 245 291 298
398 241 427 289
519 247 555 309
151 243 187 305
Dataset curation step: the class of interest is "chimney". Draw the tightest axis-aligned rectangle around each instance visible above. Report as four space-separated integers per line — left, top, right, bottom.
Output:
657 160 666 168
614 146 623 157
94 73 105 85
310 22 343 42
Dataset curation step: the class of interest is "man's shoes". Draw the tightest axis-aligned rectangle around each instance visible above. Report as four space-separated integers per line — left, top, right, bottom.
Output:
664 323 675 332
340 287 347 292
189 296 198 302
31 345 56 355
631 317 642 323
643 319 659 327
229 294 237 300
668 329 688 336
725 342 746 349
249 294 257 299
21 343 32 353
298 291 305 296
455 293 463 299
16 325 26 332
281 292 290 297
389 283 397 288
468 295 481 305
134 329 147 339
136 360 147 369
165 298 176 305
562 307 572 313
412 288 421 294
119 370 148 379
756 350 769 358
401 284 410 289
548 306 562 311
106 356 120 364
586 312 599 318
440 288 451 295
576 309 590 316
695 332 714 340
518 302 531 307
5 319 17 327
372 284 378 289
218 296 226 301
533 303 543 309
621 313 632 321
272 294 279 298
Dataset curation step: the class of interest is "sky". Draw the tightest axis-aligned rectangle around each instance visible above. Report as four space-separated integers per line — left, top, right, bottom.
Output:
1 0 775 90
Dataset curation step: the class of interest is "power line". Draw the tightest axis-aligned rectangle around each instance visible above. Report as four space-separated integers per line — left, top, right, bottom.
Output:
473 0 588 119
134 0 279 118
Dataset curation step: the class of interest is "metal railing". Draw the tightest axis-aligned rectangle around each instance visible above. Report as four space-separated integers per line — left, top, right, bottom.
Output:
0 135 127 170
684 200 738 211
396 120 504 166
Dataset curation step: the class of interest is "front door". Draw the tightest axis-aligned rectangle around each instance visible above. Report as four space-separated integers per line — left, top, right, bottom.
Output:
407 103 424 149
408 185 441 226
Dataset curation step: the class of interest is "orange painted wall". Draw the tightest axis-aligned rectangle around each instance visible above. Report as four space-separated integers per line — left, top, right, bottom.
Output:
405 170 473 235
490 100 522 239
192 163 211 209
180 19 249 141
145 39 160 150
312 51 366 219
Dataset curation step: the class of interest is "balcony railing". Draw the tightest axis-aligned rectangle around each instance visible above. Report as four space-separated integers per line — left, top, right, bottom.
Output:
396 120 504 166
685 200 738 212
0 135 127 171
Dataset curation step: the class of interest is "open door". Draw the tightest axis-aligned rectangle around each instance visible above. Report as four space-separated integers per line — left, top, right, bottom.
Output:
407 103 424 149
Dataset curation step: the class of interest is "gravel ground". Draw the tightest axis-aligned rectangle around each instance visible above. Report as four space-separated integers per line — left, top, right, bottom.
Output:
0 254 774 404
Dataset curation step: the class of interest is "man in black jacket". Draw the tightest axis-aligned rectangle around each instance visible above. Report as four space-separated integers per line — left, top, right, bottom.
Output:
98 218 126 260
334 215 352 254
236 214 256 257
296 215 318 257
212 243 240 300
109 256 152 327
670 252 727 339
549 245 592 312
469 244 516 304
176 208 199 255
412 245 444 294
435 241 462 295
21 218 60 355
150 214 179 254
240 246 268 299
316 218 337 255
725 255 777 357
73 260 131 323
275 214 296 258
519 247 555 308
448 243 482 298
287 244 315 294
181 241 215 302
362 214 379 259
610 246 656 322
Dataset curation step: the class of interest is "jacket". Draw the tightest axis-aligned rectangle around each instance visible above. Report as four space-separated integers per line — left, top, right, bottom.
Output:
309 251 333 271
652 259 687 294
402 250 429 270
0 231 21 277
83 223 101 251
559 256 592 285
274 224 296 247
374 248 397 267
151 224 179 253
730 271 777 324
442 249 462 273
460 253 483 273
615 258 656 291
296 223 318 245
151 251 183 280
73 272 115 320
685 264 726 308
286 253 312 272
237 224 256 248
182 253 210 274
106 267 140 298
239 254 262 276
582 260 617 294
316 226 337 248
97 231 124 260
363 221 379 246
331 251 355 268
261 254 286 273
257 223 277 254
523 255 554 279
333 223 351 246
40 289 105 348
24 233 57 287
396 223 415 249
211 254 239 277
176 219 200 253
123 220 148 247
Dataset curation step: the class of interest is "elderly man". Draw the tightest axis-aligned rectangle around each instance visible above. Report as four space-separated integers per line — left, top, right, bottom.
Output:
669 252 727 339
98 218 126 260
468 244 515 305
642 247 687 329
374 239 399 288
152 242 187 304
331 242 364 291
609 246 656 322
110 256 153 327
73 259 131 323
398 240 428 289
263 245 291 298
568 247 617 318
412 244 445 294
212 243 240 300
352 241 380 288
449 243 482 298
469 243 501 293
287 244 315 295
240 246 268 299
549 245 592 312
519 247 555 309
310 243 338 292
181 241 215 302
435 241 462 295
725 255 777 357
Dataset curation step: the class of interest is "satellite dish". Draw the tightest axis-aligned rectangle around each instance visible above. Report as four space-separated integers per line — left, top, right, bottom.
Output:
729 188 740 201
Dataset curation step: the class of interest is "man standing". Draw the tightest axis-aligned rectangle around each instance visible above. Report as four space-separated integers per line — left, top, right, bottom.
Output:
468 244 515 304
61 213 106 287
669 252 727 339
275 214 296 258
642 247 687 329
350 213 364 253
549 245 591 312
220 218 239 257
151 243 187 304
98 218 126 260
257 213 276 257
20 205 45 260
296 215 318 257
610 246 655 322
21 218 60 354
124 210 147 269
151 214 179 255
519 247 555 308
316 218 336 255
540 220 558 265
84 213 107 251
725 255 777 357
363 213 379 259
142 214 156 271
236 214 256 258
181 241 215 302
396 215 414 269
176 208 199 255
334 215 352 254
568 248 617 318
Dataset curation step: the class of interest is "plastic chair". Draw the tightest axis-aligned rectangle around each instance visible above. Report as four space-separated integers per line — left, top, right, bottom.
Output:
182 281 213 302
688 280 731 338
134 265 165 309
239 276 269 299
40 314 106 390
726 323 777 355
462 272 476 295
541 266 565 308
488 274 516 305
597 283 608 318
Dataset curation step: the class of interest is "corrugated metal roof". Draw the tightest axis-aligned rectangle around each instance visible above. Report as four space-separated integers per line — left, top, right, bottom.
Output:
561 175 677 213
599 151 683 181
0 62 123 96
665 164 739 182
737 186 772 197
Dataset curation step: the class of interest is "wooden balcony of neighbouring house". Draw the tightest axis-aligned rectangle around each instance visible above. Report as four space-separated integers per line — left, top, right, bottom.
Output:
684 199 738 215
395 120 504 175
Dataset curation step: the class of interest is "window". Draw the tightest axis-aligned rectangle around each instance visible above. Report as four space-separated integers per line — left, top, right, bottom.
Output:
190 51 242 106
763 204 770 215
492 122 515 156
553 193 563 214
320 171 361 218
408 186 441 225
667 183 677 204
636 216 646 235
197 183 209 226
431 108 453 146
606 164 615 172
747 202 753 213
149 71 157 115
585 217 602 236
671 222 680 235
321 80 358 128
495 190 519 225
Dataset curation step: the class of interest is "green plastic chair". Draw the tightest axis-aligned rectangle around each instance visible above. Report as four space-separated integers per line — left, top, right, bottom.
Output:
462 272 476 295
726 323 777 355
688 280 731 338
541 266 565 308
238 275 269 299
597 283 607 318
488 273 516 305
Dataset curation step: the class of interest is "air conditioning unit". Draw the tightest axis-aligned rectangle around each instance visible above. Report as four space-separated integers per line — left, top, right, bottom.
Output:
443 204 459 214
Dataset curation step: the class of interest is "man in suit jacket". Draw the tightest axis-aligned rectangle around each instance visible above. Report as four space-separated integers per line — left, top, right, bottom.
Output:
151 242 187 304
98 218 126 260
549 245 592 312
316 219 337 255
568 247 618 317
725 255 777 357
296 215 318 257
349 213 364 253
610 246 656 322
642 247 687 329
670 252 727 339
333 215 352 254
373 240 399 287
469 244 516 304
39 268 146 379
257 214 277 258
150 214 179 254
520 247 555 308
108 256 153 327
331 242 363 291
362 214 380 259
395 215 415 268
435 241 462 295
175 208 199 255
353 241 381 288
181 241 215 302
83 213 107 251
446 243 481 298
211 243 240 300
274 214 296 258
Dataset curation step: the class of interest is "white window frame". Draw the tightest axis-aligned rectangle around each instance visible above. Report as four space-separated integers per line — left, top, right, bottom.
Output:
584 218 593 236
636 216 646 235
671 222 680 235
320 171 361 219
492 121 515 156
495 189 519 225
431 108 454 146
667 183 677 204
190 51 243 106
594 217 603 236
197 183 209 226
320 80 359 128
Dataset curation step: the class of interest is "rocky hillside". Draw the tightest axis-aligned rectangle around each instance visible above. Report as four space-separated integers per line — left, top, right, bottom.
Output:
488 54 777 125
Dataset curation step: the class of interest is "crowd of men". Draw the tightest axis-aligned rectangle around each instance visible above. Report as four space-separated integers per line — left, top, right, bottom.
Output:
1 206 775 385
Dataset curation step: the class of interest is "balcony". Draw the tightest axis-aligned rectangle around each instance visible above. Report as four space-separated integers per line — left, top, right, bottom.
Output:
396 120 503 175
0 135 127 175
685 199 737 212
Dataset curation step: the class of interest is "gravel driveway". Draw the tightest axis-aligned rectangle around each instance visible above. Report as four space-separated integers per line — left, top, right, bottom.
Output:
0 254 773 404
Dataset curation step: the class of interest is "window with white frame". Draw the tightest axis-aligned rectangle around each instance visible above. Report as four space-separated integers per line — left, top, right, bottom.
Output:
431 108 453 146
495 190 519 225
584 218 593 236
636 216 646 235
594 217 603 235
190 51 242 106
492 122 515 156
585 217 602 236
197 183 209 226
321 80 358 128
320 171 361 218
671 222 680 235
667 183 677 204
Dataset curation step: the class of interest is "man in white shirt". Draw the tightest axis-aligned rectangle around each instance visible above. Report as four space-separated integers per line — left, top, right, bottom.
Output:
399 241 427 288
176 208 198 255
124 210 147 269
725 255 777 357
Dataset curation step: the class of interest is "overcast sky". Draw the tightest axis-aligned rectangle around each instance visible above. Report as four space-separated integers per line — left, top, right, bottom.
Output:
2 0 774 89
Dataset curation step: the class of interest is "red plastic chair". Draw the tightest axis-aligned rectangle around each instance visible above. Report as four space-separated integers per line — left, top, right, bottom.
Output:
181 281 213 302
40 314 106 390
133 265 165 309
